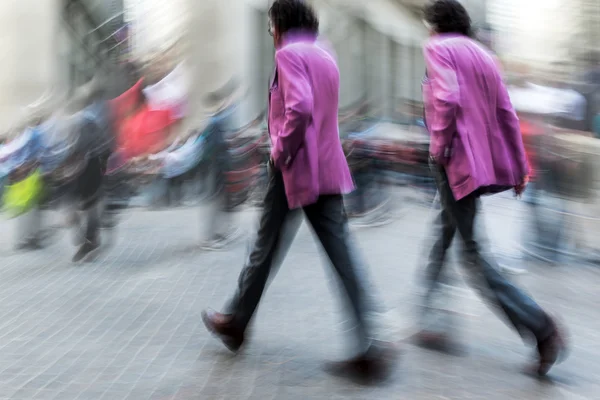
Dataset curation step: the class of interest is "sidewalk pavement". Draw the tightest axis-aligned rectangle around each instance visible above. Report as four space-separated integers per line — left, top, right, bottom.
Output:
0 191 598 399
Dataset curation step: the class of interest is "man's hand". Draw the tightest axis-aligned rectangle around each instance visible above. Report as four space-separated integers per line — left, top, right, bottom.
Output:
429 154 440 166
269 155 276 169
514 175 529 197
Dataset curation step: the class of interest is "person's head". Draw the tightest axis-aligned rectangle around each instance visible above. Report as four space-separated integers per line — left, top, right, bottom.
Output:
423 0 473 38
268 0 319 47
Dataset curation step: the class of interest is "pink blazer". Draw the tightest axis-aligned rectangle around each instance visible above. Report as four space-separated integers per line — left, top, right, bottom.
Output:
423 33 529 200
269 31 354 209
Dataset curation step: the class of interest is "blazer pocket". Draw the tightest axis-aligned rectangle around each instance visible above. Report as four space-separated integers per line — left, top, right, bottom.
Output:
447 133 471 188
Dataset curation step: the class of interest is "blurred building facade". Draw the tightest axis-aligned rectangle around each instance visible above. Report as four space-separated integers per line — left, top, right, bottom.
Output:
488 0 599 78
60 0 129 91
0 0 502 136
179 0 431 130
125 0 187 60
573 0 600 69
0 0 129 137
0 0 62 132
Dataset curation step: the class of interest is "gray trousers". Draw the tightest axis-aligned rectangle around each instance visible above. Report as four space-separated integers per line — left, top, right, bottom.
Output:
225 164 376 353
16 207 43 244
422 161 553 342
202 163 232 241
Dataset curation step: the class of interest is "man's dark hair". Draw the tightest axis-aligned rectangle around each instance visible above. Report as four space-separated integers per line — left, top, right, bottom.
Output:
269 0 319 36
423 0 473 38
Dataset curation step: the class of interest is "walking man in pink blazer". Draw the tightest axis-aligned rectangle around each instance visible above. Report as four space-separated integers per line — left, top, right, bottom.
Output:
202 0 396 383
420 0 568 376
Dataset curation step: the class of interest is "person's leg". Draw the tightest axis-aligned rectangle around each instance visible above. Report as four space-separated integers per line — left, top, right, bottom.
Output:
433 163 566 374
302 194 377 354
16 207 43 250
303 194 398 381
200 177 236 247
72 156 103 262
434 165 550 337
202 168 293 351
29 206 44 248
417 191 458 345
201 156 232 245
224 169 290 328
421 193 456 308
72 204 101 263
59 178 82 244
30 174 53 247
101 173 120 228
84 202 100 244
149 176 168 208
269 209 303 275
170 176 183 206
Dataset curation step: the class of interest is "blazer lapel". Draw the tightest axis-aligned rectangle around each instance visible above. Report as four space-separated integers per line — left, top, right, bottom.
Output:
267 65 279 136
269 65 278 89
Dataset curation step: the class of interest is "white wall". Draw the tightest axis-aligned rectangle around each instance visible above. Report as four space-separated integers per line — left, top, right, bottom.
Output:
129 0 188 57
0 0 61 133
489 0 576 66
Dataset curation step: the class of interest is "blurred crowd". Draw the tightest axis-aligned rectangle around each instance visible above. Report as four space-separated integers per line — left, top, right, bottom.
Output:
2 0 600 387
1 46 600 266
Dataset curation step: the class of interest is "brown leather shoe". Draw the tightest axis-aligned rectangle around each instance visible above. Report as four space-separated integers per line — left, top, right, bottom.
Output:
324 341 399 385
535 317 569 376
201 309 245 352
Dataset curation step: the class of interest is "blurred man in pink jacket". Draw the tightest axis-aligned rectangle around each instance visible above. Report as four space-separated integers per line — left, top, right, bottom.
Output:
202 0 396 384
419 0 567 376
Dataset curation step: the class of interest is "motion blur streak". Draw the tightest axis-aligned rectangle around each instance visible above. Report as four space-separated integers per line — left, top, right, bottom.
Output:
0 0 598 398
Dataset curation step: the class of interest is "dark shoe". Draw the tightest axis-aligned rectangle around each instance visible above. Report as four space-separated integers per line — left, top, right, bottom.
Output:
72 240 100 263
201 309 245 352
15 241 29 251
411 330 465 356
325 341 399 385
27 238 43 250
535 317 569 376
15 237 43 251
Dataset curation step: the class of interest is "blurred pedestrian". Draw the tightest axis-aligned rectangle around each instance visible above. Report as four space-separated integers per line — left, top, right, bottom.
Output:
198 96 239 250
201 0 397 383
70 77 116 263
419 0 568 376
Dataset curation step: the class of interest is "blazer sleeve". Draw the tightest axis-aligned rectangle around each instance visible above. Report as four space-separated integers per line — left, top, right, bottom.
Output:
271 48 314 169
423 42 459 163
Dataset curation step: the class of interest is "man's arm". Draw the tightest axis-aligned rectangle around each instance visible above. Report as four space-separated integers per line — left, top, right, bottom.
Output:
271 48 313 169
424 42 459 164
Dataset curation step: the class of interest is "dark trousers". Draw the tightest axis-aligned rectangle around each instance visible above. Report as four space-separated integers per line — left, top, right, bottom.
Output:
225 165 375 352
423 162 553 342
74 155 105 243
169 175 185 205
